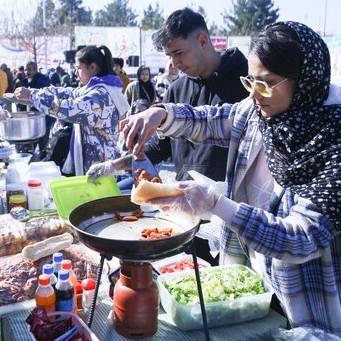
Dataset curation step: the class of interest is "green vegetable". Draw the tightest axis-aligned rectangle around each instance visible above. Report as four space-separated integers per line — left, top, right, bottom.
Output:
163 266 265 305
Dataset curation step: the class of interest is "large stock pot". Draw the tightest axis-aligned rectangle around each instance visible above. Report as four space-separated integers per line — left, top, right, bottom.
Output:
0 111 46 142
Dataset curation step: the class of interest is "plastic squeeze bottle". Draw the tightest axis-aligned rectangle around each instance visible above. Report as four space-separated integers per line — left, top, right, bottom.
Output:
55 270 74 313
42 263 57 288
61 259 78 313
35 274 56 313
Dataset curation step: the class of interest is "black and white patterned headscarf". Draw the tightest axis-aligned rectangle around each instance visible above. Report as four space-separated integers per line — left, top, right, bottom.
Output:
258 21 341 230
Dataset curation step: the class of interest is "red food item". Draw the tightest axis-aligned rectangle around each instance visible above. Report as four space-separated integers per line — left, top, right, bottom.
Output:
76 281 83 294
141 228 173 240
81 278 96 291
159 260 207 274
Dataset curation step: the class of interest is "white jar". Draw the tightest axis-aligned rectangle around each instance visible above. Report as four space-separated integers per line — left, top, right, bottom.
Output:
27 179 44 211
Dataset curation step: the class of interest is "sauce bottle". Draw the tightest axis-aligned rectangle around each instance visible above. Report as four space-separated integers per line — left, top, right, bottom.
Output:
35 274 56 314
61 259 77 313
42 263 57 289
55 270 74 313
27 179 44 210
52 252 63 278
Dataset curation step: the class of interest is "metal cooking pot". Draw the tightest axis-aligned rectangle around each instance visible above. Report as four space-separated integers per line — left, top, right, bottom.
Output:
69 195 200 260
0 111 46 141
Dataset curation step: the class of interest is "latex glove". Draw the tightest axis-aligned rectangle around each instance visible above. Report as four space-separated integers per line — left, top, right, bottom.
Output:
0 109 11 121
147 181 219 220
87 159 129 182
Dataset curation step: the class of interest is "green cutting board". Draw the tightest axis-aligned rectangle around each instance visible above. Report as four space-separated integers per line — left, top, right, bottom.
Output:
49 175 121 220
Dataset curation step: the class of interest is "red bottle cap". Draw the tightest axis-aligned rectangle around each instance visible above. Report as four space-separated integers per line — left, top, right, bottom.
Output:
39 274 51 285
28 179 42 187
61 259 72 270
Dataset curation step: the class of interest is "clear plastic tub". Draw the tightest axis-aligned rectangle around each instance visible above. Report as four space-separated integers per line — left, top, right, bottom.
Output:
29 311 99 341
157 264 274 331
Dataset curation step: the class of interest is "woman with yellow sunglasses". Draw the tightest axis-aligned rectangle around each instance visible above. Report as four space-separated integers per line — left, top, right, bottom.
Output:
118 21 341 335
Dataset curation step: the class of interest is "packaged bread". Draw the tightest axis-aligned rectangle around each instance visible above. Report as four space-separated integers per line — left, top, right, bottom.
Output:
0 214 71 257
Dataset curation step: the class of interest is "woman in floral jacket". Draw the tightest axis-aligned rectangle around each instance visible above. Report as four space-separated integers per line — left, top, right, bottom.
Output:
14 45 129 174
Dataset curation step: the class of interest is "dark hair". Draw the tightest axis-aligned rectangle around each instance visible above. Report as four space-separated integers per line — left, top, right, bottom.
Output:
26 61 37 71
76 45 114 76
137 65 151 80
251 23 303 80
152 8 208 51
113 57 124 68
19 66 25 71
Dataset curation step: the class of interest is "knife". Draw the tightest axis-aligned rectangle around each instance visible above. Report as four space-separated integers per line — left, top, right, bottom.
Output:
112 152 159 178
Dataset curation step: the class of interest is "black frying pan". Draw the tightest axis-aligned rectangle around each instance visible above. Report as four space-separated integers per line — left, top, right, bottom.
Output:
69 195 200 260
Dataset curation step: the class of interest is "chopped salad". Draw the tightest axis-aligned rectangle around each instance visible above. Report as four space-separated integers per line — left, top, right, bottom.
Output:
163 266 265 305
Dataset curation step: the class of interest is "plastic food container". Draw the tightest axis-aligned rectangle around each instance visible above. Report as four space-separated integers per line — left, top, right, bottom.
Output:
157 264 274 331
152 252 211 274
29 311 99 341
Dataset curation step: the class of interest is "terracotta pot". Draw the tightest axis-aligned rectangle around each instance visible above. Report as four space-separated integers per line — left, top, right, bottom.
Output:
113 261 159 338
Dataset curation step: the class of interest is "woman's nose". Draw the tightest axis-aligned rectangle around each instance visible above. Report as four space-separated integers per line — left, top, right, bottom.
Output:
249 86 259 99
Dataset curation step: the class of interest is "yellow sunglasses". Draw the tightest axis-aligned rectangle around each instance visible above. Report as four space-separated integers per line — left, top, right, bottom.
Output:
240 76 288 97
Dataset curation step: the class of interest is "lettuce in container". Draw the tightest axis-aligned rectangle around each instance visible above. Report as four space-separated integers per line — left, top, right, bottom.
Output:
158 265 274 330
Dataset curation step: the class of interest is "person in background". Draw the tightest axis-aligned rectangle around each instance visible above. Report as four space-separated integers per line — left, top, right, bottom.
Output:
21 61 52 158
13 45 129 174
146 8 248 264
61 72 71 87
0 64 14 93
125 65 156 106
50 66 65 87
121 21 341 335
23 61 51 89
0 67 8 97
14 66 25 89
113 57 130 93
155 60 180 101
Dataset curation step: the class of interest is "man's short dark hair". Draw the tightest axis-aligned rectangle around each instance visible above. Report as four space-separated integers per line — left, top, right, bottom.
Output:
152 8 208 51
113 57 124 68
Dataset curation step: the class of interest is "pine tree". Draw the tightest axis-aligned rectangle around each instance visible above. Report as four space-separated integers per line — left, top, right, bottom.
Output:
223 0 279 35
94 0 138 27
58 0 92 26
141 3 165 30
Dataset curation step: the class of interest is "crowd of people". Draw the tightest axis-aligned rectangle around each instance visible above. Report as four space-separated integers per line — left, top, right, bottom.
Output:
0 7 340 336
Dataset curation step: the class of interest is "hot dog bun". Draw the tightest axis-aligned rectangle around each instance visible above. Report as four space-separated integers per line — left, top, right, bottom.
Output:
131 180 183 205
22 232 73 261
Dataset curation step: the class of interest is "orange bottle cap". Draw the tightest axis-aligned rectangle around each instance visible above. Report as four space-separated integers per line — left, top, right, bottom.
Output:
39 274 51 285
61 259 72 270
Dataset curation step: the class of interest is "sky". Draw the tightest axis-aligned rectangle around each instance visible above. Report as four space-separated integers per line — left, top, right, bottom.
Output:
0 0 340 35
82 0 340 35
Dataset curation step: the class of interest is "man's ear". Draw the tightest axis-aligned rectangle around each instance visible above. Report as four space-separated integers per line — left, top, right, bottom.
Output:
197 32 209 49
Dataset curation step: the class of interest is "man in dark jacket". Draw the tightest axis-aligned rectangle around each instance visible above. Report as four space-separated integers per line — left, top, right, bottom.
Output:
144 8 249 263
22 61 52 159
145 8 248 181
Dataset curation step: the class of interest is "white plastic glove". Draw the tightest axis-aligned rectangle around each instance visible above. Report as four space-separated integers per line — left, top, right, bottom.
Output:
0 109 11 121
86 159 127 182
147 181 219 220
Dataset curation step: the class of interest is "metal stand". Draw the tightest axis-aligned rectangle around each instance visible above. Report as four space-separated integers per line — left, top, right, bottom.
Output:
191 244 210 341
87 253 112 328
86 246 210 341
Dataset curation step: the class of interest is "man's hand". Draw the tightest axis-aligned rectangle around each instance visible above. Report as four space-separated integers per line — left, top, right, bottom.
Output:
14 87 32 102
119 106 167 156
